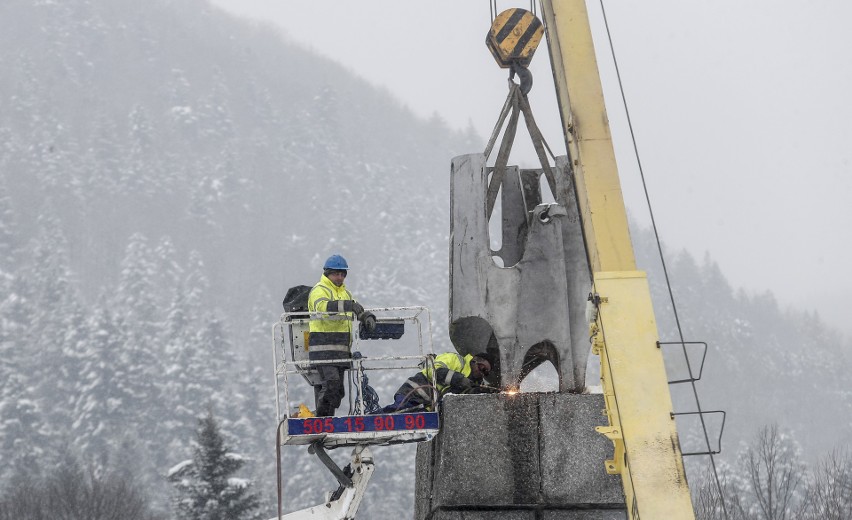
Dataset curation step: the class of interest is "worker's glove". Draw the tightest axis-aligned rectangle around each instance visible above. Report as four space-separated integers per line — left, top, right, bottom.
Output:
458 377 473 392
362 312 377 332
352 301 365 317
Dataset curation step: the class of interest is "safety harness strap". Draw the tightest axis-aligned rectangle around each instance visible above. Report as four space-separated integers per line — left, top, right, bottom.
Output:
483 83 558 219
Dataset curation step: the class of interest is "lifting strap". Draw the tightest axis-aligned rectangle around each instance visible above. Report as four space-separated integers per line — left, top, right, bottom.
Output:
483 82 558 219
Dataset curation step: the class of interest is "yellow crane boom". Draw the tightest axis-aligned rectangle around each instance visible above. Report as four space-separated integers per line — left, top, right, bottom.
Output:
540 1 696 518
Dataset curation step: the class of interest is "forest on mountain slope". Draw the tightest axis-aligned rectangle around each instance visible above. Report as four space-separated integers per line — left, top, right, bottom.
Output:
1 0 849 518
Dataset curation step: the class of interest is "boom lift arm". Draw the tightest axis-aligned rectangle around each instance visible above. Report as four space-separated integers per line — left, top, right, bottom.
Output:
276 445 374 520
540 1 696 518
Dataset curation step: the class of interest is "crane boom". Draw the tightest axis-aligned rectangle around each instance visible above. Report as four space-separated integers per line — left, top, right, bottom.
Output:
540 1 696 518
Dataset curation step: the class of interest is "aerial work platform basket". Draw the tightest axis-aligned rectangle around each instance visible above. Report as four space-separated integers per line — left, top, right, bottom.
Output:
272 306 441 450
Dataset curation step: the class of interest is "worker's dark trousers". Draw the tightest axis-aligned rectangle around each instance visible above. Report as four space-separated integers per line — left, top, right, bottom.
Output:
310 348 351 417
394 373 434 407
315 365 347 417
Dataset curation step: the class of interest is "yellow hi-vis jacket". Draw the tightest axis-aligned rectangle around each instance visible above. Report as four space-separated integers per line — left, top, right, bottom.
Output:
424 352 474 396
307 274 355 351
395 352 475 408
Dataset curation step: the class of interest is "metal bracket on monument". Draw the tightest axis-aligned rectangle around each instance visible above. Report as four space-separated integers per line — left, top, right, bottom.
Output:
594 425 624 475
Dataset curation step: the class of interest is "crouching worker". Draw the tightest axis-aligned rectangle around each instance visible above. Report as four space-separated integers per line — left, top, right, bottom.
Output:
308 254 376 417
382 352 496 413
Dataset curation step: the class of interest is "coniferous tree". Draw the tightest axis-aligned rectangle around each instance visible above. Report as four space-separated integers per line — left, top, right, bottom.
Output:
168 412 260 520
160 281 197 456
153 235 184 309
23 210 81 431
161 253 229 441
0 374 50 485
71 302 131 466
114 233 164 426
0 273 37 468
54 301 90 430
0 175 20 273
116 233 159 330
184 250 210 314
229 364 275 480
192 315 242 433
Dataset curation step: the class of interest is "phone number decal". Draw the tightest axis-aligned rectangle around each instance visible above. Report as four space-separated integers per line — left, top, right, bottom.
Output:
288 412 438 436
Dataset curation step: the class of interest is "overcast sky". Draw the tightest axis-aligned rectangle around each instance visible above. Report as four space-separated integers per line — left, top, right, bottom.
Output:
210 0 852 337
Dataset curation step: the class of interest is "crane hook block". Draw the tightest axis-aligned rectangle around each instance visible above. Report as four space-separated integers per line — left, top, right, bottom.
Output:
486 8 544 69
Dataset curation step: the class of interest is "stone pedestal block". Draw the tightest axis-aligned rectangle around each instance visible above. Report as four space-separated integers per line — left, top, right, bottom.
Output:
415 393 626 519
540 394 625 505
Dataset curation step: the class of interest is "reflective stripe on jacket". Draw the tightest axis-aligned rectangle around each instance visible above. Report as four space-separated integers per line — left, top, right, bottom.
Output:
308 275 354 346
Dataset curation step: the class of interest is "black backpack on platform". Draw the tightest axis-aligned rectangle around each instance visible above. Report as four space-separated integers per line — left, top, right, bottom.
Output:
282 285 312 314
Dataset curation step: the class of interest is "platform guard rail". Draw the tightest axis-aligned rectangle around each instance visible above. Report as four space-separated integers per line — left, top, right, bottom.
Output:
272 306 441 448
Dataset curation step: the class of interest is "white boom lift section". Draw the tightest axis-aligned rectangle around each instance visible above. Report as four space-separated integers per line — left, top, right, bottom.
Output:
275 445 374 520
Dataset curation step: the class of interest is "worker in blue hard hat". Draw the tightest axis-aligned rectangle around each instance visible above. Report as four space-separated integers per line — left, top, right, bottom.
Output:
307 254 377 417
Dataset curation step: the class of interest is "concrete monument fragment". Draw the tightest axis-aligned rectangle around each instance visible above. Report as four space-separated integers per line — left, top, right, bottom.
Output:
448 153 591 391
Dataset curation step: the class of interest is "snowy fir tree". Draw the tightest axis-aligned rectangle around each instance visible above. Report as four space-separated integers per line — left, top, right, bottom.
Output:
168 411 260 520
71 303 133 467
0 374 50 484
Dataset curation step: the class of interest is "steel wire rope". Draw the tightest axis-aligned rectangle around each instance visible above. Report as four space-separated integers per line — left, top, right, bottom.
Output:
351 357 381 414
596 1 729 517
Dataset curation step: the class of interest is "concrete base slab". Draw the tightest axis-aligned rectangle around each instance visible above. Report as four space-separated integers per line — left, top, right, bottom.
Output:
539 394 624 504
415 393 625 519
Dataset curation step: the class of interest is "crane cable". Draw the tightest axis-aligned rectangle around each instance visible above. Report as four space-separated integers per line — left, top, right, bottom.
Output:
489 1 538 22
595 1 730 517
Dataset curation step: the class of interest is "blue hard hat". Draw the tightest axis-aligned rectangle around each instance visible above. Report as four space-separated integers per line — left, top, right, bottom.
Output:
323 254 349 270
